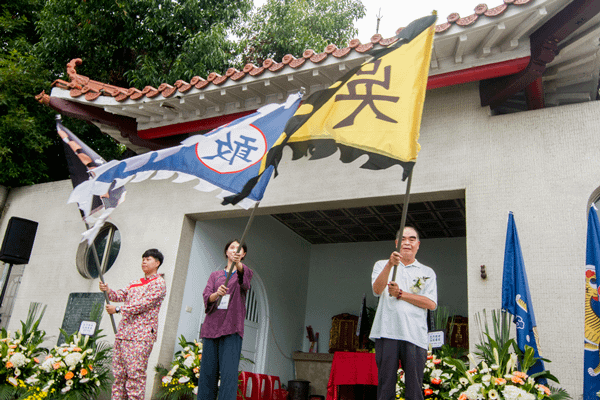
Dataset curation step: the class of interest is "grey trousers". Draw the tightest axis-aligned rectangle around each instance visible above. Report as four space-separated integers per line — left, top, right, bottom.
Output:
375 338 427 400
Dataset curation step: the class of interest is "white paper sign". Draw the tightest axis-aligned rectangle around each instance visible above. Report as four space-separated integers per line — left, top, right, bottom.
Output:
79 321 97 336
428 330 445 348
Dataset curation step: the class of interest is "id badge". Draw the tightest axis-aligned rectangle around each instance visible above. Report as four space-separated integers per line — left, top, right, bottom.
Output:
218 294 230 310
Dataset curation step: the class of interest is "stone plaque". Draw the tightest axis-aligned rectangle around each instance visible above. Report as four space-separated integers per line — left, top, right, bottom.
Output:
58 292 104 345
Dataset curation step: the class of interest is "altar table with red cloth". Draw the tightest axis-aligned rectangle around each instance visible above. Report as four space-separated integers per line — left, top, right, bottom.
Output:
326 352 378 400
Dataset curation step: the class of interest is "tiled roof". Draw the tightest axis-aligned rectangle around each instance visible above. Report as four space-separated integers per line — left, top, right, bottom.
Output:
45 0 533 105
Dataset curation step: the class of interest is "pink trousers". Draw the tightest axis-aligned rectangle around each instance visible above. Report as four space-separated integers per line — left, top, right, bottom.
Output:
112 339 154 400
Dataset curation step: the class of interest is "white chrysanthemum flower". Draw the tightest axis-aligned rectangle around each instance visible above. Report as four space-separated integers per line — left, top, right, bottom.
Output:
488 389 499 399
482 374 491 383
459 377 469 386
40 359 55 373
431 369 443 378
66 380 74 386
64 352 83 367
464 383 484 400
179 376 190 384
9 353 27 367
502 385 535 400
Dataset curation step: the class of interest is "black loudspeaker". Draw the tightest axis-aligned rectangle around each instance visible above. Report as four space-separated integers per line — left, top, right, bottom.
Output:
0 217 38 265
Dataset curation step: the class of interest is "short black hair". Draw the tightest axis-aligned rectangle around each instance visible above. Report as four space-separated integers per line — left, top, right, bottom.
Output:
396 226 420 241
224 240 248 260
142 248 164 267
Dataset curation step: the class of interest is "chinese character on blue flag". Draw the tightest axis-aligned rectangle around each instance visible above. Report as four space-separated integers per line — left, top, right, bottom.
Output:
501 212 546 382
584 205 600 400
68 92 302 241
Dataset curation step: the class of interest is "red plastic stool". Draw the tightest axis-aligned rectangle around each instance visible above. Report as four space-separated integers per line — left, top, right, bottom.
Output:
257 374 270 400
238 371 259 400
273 388 288 400
258 374 282 400
267 375 281 392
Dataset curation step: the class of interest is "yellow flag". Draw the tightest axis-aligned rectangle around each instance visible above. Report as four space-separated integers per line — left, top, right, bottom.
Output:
283 14 436 179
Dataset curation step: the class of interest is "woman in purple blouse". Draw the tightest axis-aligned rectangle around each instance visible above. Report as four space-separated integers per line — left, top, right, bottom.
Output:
197 239 253 400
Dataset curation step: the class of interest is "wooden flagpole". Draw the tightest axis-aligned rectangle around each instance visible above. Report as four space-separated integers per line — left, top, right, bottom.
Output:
84 220 118 334
216 201 261 306
391 168 414 282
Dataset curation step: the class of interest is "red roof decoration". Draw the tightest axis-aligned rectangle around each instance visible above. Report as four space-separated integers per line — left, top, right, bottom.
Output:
43 0 533 105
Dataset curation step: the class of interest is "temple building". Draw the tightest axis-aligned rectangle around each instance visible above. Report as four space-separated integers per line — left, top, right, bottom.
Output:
1 0 599 397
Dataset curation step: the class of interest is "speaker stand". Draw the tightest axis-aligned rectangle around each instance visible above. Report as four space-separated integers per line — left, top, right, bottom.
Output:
0 263 13 325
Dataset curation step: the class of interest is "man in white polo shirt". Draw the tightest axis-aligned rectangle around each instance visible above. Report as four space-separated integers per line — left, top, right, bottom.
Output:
369 226 437 400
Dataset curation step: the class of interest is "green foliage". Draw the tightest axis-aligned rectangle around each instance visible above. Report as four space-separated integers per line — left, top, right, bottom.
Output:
241 0 366 65
0 0 125 187
0 0 54 187
2 0 367 187
474 309 512 352
35 0 252 88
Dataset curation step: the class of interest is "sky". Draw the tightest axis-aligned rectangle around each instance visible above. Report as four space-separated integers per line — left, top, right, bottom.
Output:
253 0 485 42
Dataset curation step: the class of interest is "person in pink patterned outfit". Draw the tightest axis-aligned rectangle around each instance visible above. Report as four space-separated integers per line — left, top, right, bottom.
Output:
99 248 167 400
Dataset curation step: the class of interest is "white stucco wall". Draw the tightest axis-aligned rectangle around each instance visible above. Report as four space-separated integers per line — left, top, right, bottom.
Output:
3 81 599 397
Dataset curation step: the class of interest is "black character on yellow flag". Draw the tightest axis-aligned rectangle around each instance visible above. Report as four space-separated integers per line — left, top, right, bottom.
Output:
282 13 437 179
334 59 399 128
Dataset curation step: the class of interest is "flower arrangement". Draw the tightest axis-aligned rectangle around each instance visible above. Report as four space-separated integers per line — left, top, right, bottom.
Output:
21 328 113 400
445 347 557 400
395 309 571 400
396 347 561 400
396 351 460 400
0 303 48 399
410 277 430 293
155 335 203 400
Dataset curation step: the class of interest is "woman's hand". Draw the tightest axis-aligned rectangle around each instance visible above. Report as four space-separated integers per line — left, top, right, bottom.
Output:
216 285 228 297
232 253 244 271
